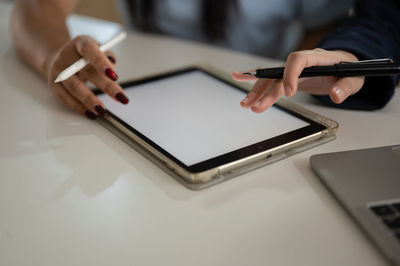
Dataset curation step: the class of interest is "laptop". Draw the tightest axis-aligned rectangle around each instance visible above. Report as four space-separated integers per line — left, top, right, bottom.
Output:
310 145 400 265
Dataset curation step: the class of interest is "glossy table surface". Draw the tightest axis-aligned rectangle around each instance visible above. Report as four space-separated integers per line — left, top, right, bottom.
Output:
1 2 399 266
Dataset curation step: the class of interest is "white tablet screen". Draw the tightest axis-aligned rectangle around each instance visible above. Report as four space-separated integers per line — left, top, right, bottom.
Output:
98 70 310 166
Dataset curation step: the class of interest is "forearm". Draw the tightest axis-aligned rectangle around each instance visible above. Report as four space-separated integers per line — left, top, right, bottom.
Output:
10 0 79 79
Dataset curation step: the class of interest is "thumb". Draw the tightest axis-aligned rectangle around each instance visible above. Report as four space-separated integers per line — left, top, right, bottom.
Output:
329 76 365 104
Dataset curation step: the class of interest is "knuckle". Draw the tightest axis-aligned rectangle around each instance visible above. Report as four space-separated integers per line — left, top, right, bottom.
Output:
314 48 325 53
81 65 96 77
74 35 90 42
91 55 105 67
73 35 86 44
103 82 116 94
66 79 81 93
83 93 95 105
287 51 302 61
79 41 91 55
77 38 95 55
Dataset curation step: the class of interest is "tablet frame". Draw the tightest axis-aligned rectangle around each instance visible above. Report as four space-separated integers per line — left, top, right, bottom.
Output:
94 65 338 190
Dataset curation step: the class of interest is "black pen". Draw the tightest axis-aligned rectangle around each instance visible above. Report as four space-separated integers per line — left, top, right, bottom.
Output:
243 59 400 79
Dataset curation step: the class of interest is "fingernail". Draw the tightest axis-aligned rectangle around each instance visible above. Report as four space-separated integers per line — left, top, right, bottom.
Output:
85 111 96 120
284 85 292 97
333 87 345 101
94 105 106 115
105 68 118 81
253 100 262 108
241 95 249 104
107 55 116 64
116 92 129 104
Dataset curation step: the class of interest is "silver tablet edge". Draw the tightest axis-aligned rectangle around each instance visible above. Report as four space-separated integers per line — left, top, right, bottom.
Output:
97 64 338 189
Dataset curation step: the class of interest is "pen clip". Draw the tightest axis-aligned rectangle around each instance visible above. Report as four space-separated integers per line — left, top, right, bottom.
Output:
338 58 394 65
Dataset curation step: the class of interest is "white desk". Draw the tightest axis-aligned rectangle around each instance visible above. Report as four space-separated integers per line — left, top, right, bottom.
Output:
1 3 399 266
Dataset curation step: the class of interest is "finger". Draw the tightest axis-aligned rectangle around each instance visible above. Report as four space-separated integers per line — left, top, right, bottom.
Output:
62 75 106 115
250 79 284 113
51 82 97 119
79 50 117 85
283 50 326 97
282 48 346 97
232 71 258 82
298 76 337 94
240 78 273 109
74 36 118 81
329 76 364 104
80 68 129 104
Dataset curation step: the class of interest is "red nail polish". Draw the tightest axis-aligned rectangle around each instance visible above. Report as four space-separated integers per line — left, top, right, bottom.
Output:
107 55 116 64
85 111 96 120
116 93 129 104
105 68 118 81
94 105 106 115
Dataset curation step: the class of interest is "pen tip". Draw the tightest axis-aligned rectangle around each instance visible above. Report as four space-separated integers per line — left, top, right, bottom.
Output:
54 76 63 83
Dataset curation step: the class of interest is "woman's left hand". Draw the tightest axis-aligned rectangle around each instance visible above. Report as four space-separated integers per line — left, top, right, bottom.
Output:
232 48 365 113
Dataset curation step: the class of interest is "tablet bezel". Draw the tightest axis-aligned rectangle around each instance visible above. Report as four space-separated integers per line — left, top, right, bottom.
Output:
94 66 327 174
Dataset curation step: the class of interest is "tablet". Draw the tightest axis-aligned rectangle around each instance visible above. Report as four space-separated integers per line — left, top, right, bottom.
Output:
95 66 338 189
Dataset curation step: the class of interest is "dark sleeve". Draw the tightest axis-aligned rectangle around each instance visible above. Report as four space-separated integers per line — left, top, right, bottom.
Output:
315 0 400 110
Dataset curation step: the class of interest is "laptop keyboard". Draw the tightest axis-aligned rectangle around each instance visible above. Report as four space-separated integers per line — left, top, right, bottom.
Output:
369 200 400 243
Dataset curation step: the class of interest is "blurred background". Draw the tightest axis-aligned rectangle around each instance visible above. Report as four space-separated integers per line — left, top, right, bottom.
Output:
74 0 122 23
0 0 122 22
71 0 334 52
0 0 348 59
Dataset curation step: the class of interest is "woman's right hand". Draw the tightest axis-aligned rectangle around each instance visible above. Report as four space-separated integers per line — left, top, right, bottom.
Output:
47 35 129 119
